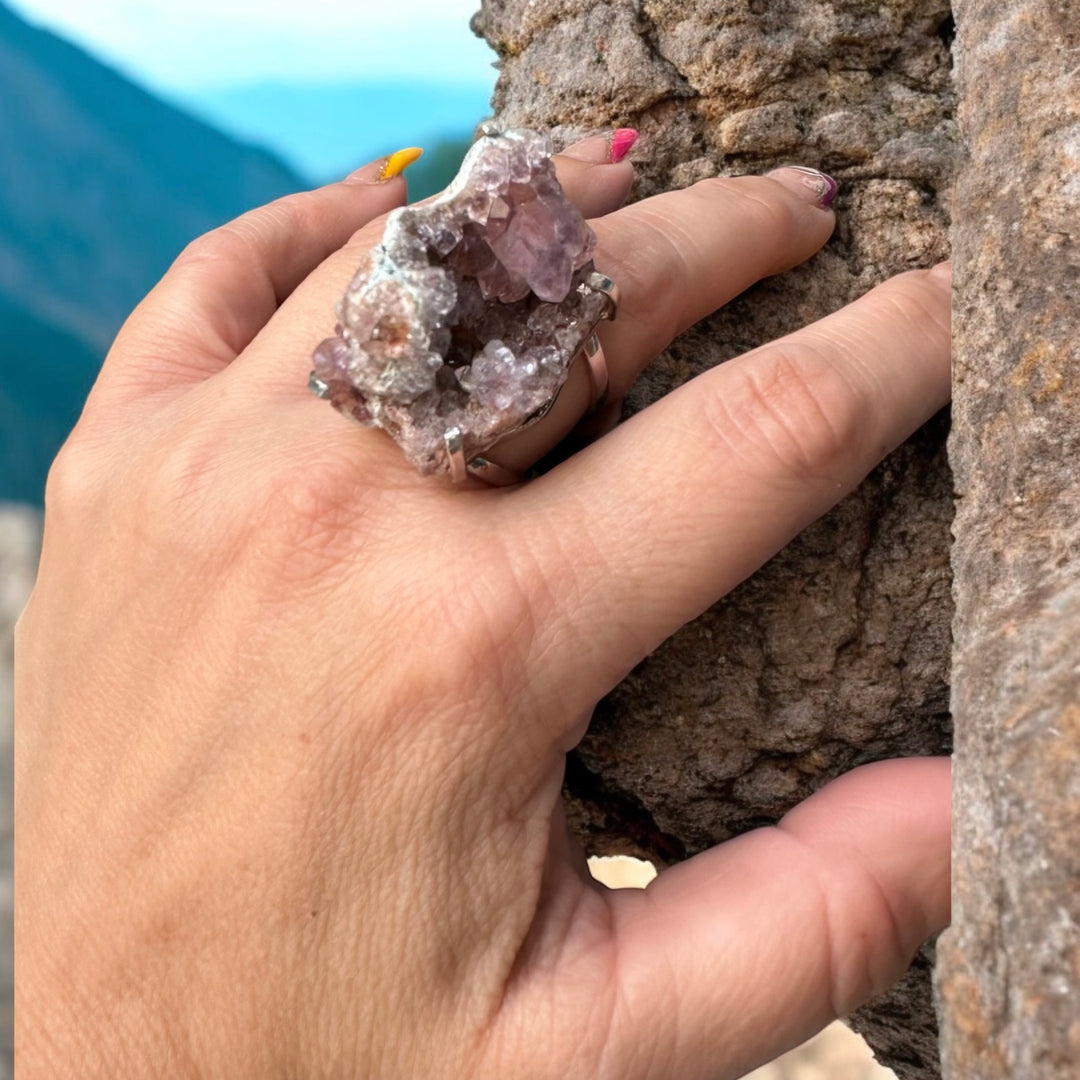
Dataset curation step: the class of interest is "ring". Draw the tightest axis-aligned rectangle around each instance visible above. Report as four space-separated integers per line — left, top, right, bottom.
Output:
308 128 622 486
446 281 617 485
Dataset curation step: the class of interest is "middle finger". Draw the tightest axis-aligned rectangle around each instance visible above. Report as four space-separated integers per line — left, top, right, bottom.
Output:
595 167 837 398
489 167 838 473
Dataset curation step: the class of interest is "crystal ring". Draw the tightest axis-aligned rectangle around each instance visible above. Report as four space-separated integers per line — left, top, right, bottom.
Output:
444 302 617 485
309 129 622 486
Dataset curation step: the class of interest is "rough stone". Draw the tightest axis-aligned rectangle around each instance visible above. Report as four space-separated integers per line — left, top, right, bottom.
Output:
936 2 1080 1076
311 129 609 475
476 1 955 1075
0 503 40 1080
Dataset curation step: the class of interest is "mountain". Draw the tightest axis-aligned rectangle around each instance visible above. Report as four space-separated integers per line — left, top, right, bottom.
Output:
0 0 307 502
182 80 492 187
0 294 100 504
0 1 306 353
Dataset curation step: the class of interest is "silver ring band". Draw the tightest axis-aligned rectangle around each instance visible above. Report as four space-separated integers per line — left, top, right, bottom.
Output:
448 270 618 487
448 334 614 488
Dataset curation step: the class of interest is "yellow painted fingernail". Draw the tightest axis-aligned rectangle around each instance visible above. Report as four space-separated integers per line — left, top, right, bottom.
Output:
380 147 424 181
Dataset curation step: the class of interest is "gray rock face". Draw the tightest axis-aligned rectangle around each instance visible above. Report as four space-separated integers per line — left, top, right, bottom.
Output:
936 2 1080 1077
1 502 41 1080
476 1 955 1075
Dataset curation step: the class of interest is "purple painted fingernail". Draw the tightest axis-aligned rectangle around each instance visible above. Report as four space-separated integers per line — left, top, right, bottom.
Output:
769 165 840 209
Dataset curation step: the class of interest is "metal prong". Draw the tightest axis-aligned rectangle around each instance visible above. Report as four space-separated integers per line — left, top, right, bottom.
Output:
585 272 620 321
466 458 524 486
308 372 331 399
445 426 468 484
580 332 610 409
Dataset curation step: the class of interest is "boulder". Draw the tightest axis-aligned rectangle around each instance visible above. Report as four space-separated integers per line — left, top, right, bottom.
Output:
476 1 956 1075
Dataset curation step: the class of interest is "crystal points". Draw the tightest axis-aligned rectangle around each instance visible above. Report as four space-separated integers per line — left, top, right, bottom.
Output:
311 129 610 474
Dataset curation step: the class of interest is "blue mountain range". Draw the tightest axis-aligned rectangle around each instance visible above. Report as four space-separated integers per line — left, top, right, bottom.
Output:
0 3 484 505
0 1 307 503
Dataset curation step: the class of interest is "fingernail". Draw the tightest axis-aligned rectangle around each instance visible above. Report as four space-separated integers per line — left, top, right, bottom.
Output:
560 135 609 164
379 147 424 181
609 128 639 163
561 129 639 165
344 147 424 184
769 165 839 209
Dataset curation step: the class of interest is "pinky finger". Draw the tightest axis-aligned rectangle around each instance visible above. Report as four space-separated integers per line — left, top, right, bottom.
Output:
597 758 950 1080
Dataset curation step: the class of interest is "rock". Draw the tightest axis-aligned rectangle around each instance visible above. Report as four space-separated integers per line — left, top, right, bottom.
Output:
477 1 955 1075
0 502 42 1078
936 2 1080 1076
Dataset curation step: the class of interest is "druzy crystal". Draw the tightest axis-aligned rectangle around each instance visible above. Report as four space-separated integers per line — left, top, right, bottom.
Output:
311 128 610 474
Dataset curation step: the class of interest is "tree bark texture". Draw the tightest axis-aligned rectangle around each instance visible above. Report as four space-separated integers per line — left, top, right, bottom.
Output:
475 1 956 1076
936 1 1080 1077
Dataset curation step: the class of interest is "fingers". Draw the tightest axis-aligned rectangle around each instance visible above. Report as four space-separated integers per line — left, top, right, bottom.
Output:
518 265 951 702
594 167 837 397
233 137 636 395
485 167 837 475
595 758 950 1080
552 132 638 218
92 161 412 403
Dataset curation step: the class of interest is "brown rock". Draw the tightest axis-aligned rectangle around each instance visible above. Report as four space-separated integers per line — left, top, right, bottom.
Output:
0 503 41 1071
477 1 956 1075
936 2 1080 1076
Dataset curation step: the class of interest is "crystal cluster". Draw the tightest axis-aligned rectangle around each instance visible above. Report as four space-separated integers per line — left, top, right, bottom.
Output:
311 128 609 474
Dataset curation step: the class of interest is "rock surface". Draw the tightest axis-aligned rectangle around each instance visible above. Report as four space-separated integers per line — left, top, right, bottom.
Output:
475 1 955 1075
936 2 1080 1076
0 503 40 1080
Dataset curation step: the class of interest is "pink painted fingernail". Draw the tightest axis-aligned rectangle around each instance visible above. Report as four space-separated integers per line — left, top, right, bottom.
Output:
769 165 839 209
609 128 639 164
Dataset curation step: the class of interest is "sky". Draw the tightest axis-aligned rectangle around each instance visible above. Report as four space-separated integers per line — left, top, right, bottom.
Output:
7 0 497 92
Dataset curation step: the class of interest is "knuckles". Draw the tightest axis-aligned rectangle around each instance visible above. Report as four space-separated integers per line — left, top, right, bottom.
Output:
171 190 325 287
594 206 692 352
694 340 869 484
44 407 527 682
689 266 950 487
595 174 808 362
43 432 109 522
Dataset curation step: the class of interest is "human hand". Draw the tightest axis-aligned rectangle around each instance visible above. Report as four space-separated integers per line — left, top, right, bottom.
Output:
16 136 950 1079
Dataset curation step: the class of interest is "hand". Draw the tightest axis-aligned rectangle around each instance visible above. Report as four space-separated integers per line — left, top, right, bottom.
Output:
16 137 950 1080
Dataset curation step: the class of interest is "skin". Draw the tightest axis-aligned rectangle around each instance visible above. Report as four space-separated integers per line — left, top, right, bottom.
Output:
15 136 951 1080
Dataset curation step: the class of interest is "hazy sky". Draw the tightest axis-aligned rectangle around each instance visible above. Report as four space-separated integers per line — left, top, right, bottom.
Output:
8 0 497 91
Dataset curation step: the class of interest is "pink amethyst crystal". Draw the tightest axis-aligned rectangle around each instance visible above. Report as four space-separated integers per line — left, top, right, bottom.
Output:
310 128 610 474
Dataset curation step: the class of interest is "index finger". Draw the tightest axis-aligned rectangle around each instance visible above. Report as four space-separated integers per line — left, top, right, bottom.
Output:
231 142 636 394
92 159 413 404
